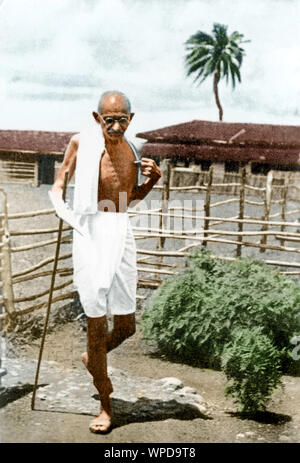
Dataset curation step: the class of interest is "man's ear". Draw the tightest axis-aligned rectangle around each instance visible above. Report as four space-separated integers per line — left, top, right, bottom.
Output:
92 111 101 123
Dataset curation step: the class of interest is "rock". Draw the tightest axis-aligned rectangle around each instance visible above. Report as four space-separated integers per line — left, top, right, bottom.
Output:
236 433 245 439
158 377 184 390
194 404 207 414
279 435 291 442
245 431 256 438
180 386 198 395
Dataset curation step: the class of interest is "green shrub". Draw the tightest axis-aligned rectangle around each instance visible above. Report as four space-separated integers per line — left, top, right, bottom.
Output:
222 328 283 413
141 249 300 411
142 249 300 370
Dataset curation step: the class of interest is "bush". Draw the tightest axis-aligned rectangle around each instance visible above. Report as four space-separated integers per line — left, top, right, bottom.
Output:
222 328 283 413
142 249 300 369
141 249 300 411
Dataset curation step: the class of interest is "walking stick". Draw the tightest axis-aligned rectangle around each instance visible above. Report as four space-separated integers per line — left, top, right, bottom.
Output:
31 171 69 410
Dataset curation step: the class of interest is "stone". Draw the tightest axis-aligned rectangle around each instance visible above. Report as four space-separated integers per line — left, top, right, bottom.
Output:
158 377 184 390
236 433 245 439
245 431 256 437
180 386 198 395
279 435 291 442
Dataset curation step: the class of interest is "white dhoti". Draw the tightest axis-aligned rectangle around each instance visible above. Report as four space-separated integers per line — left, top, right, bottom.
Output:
72 211 137 318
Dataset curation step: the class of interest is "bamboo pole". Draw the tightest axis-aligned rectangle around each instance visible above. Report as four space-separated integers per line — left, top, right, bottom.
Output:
158 159 171 250
244 199 265 206
10 225 71 236
12 252 72 279
13 266 73 284
275 235 300 243
129 209 300 228
260 170 273 253
14 279 73 303
0 189 16 328
210 254 300 268
17 291 78 318
133 226 300 238
203 166 213 247
31 171 69 410
236 167 246 257
280 176 289 247
11 236 71 253
7 208 55 219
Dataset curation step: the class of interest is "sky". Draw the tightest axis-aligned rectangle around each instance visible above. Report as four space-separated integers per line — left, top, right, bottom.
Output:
0 0 299 139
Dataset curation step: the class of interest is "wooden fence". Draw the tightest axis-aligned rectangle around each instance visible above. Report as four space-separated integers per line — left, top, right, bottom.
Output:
1 161 300 329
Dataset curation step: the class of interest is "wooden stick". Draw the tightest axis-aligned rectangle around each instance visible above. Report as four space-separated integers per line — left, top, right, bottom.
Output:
260 170 273 253
0 189 16 325
16 291 78 318
7 209 55 219
31 171 69 410
129 210 300 228
11 236 71 253
237 167 246 257
10 225 71 236
14 279 73 303
203 166 213 247
12 266 73 284
12 252 72 279
133 226 300 238
280 176 289 247
158 159 171 250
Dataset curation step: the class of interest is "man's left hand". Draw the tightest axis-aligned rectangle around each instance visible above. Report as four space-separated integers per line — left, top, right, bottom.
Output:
140 157 161 181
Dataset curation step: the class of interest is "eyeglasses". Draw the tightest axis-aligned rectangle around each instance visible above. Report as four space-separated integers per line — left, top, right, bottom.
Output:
100 115 129 127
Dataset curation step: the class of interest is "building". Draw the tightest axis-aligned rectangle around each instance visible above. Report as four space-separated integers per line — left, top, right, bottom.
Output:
136 120 300 175
0 130 75 186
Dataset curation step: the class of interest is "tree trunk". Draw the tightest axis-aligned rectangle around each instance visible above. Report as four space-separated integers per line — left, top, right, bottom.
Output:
213 68 223 121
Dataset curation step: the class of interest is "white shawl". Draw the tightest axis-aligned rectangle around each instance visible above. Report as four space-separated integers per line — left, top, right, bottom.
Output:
73 124 104 215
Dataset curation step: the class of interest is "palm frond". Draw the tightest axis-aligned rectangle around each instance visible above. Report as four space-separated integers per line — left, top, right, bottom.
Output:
185 31 215 47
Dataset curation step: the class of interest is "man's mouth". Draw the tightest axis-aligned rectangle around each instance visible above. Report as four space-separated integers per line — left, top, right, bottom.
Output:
107 130 124 135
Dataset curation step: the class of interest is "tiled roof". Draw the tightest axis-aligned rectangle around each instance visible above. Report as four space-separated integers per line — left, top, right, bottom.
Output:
137 120 300 147
0 130 76 155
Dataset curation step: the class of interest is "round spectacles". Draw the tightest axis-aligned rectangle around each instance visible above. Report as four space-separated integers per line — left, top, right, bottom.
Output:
101 116 129 127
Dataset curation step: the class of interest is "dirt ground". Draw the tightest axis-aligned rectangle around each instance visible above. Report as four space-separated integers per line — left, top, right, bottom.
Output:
1 314 300 444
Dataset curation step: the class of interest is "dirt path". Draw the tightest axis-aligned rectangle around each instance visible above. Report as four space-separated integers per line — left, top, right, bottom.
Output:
1 317 300 443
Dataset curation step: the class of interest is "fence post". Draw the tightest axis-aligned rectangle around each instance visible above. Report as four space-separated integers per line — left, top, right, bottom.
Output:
203 165 213 247
236 167 246 257
158 159 171 250
260 170 273 253
280 176 289 248
0 189 16 329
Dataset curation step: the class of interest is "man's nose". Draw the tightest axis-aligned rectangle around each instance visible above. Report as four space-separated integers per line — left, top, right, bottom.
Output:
112 120 122 130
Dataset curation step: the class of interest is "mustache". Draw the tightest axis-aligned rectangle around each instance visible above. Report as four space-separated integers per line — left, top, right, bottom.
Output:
107 129 124 134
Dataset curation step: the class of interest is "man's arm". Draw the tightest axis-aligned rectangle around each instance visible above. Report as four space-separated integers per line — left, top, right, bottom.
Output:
51 134 79 196
130 158 162 202
48 133 86 236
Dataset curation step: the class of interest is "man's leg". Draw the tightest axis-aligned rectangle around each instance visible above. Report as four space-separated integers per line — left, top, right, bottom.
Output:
82 315 113 433
106 313 136 352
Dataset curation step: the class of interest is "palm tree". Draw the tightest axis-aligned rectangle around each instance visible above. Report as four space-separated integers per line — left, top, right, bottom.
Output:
184 23 249 121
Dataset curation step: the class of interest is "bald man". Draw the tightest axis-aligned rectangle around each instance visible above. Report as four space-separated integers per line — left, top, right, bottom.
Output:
50 91 161 433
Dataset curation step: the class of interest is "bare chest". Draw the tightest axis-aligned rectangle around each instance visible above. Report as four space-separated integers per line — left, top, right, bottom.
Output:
98 144 137 192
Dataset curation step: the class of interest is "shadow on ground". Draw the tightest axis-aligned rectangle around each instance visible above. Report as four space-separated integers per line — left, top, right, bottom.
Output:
227 410 292 425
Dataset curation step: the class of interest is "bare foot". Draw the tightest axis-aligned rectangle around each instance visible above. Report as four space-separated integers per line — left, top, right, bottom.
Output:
89 398 112 434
